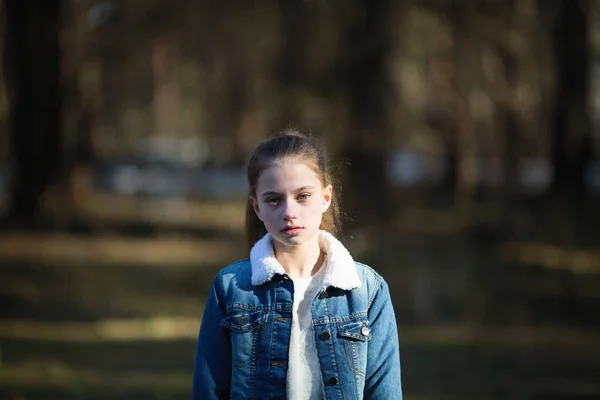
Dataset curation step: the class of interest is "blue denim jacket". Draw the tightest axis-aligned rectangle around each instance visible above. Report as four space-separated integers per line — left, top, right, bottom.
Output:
192 231 402 399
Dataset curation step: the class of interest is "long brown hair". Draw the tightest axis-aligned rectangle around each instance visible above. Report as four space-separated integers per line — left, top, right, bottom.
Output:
245 129 341 250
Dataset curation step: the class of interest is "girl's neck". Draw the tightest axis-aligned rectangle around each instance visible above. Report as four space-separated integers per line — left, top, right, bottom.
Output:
273 234 324 279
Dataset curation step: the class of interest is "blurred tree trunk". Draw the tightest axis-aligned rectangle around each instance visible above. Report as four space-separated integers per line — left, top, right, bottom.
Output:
451 0 477 225
277 0 305 93
340 0 394 226
4 0 63 228
551 0 592 197
548 0 591 322
495 1 521 226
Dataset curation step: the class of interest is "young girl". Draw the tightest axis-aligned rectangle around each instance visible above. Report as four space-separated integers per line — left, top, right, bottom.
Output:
192 130 402 399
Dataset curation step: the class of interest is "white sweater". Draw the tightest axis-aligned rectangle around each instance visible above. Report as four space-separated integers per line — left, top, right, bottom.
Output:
286 265 326 400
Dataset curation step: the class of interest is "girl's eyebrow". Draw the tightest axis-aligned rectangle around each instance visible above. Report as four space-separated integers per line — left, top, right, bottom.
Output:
294 185 315 193
260 186 316 198
260 191 281 198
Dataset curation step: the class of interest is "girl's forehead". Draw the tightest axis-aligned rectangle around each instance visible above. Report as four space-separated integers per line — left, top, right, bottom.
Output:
258 159 321 187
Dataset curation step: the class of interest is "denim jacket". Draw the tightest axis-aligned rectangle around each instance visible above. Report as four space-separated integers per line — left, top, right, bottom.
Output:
192 231 402 399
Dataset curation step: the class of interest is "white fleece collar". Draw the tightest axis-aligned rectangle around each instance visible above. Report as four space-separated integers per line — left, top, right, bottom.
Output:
249 230 362 290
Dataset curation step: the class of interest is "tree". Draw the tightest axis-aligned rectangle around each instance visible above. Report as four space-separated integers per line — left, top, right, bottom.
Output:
340 0 395 225
3 0 63 228
550 0 592 197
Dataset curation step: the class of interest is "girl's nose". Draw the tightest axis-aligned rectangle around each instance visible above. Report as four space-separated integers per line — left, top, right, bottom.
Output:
283 200 298 220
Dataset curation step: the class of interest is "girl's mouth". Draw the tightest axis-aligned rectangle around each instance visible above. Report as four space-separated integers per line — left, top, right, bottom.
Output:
281 226 303 236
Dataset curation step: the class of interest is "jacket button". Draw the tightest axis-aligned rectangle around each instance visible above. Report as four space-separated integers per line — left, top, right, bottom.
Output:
328 376 338 385
361 325 370 336
319 331 331 341
318 290 328 299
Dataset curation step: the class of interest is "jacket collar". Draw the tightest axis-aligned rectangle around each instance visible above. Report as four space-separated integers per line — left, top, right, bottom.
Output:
249 230 362 290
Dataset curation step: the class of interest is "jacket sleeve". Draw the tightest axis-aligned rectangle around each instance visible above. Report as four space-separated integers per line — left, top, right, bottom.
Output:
192 274 231 399
364 278 402 399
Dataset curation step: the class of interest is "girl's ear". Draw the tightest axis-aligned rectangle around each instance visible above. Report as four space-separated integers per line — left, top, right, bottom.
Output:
322 184 332 213
249 196 263 221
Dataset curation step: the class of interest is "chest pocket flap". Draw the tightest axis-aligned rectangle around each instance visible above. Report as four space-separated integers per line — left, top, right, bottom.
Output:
220 309 268 333
338 319 372 342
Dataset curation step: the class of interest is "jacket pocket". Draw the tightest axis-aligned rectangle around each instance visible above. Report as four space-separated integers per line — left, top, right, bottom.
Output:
338 319 371 376
220 309 268 367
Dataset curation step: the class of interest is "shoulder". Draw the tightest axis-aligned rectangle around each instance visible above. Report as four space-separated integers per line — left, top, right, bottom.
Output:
215 258 252 281
353 261 389 305
218 258 251 276
355 261 390 307
354 261 383 286
212 258 253 292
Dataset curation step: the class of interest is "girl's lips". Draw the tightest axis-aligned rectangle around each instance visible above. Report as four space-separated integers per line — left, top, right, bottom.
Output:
281 227 303 235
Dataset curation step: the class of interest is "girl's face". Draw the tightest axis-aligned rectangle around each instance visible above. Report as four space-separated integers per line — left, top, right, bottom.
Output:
250 157 332 250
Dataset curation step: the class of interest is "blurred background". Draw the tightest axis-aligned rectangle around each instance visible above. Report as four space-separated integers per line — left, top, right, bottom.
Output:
0 0 599 399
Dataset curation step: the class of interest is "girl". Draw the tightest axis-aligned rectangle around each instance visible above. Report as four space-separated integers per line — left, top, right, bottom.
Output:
192 130 402 399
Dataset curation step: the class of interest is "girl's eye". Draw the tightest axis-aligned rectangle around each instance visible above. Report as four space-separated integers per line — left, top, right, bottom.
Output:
297 193 310 201
266 198 280 205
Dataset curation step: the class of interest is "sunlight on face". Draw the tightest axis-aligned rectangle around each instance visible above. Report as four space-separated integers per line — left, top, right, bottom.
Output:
250 157 332 249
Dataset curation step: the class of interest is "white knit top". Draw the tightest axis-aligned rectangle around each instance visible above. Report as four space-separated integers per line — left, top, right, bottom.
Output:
286 264 326 400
